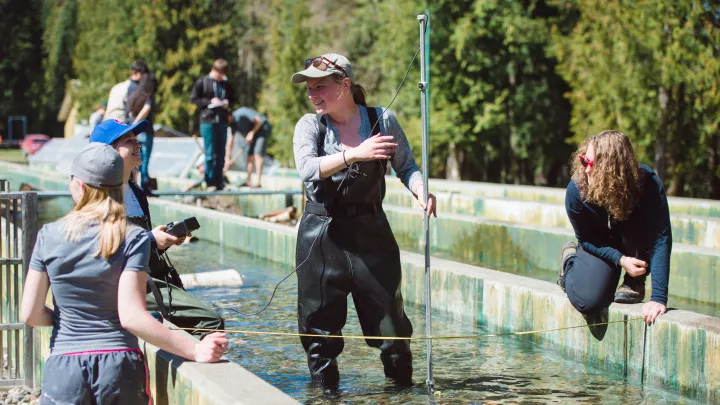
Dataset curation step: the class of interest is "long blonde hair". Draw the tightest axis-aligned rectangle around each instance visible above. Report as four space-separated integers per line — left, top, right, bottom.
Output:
64 184 126 259
571 130 644 221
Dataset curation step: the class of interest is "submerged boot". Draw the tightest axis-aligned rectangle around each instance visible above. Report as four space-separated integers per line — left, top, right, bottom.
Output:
558 241 577 292
381 352 413 386
309 360 340 387
614 274 647 304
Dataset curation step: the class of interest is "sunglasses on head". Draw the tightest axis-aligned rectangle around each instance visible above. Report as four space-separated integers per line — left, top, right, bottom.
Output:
304 56 347 77
578 154 594 168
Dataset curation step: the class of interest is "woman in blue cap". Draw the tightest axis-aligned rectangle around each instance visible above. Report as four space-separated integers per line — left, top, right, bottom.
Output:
22 142 227 404
291 53 437 386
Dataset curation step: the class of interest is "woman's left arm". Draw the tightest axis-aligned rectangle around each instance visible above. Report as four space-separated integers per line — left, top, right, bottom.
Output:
21 269 54 327
644 174 673 323
385 110 437 217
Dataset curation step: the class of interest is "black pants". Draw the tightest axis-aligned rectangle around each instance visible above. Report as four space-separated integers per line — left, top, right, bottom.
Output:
296 205 413 384
562 246 621 314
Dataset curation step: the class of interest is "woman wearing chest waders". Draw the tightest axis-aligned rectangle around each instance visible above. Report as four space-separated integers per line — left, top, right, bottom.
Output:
21 142 228 405
558 131 672 332
291 53 437 387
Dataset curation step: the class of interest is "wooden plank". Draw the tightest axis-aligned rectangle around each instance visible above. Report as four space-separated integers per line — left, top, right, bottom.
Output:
0 379 24 388
0 259 22 265
0 323 23 331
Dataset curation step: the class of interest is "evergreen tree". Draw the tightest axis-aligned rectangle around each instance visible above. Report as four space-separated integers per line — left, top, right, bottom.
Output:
259 0 312 167
0 0 45 136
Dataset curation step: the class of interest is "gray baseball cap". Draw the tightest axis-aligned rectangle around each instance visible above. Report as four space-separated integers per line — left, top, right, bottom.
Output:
291 53 355 84
70 142 124 188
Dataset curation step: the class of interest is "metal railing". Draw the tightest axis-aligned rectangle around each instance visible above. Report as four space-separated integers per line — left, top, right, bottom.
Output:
36 189 304 209
0 180 37 388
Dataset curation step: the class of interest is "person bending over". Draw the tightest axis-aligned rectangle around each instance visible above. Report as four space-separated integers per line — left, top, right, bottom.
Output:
22 142 227 405
291 53 437 386
559 130 672 325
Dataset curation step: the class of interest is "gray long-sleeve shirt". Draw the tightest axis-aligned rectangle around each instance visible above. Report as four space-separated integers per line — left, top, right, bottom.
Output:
293 107 423 194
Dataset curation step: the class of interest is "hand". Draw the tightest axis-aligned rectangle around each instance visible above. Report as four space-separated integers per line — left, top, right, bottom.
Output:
151 225 180 250
210 97 222 105
413 184 437 218
346 134 398 162
194 332 228 363
175 233 190 246
619 256 647 277
643 301 666 324
245 132 255 143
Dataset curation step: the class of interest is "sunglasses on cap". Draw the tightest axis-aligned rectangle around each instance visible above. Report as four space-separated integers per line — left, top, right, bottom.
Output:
578 154 594 168
304 56 347 77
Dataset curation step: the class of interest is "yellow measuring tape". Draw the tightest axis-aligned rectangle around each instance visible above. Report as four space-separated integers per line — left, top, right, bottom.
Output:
170 317 644 341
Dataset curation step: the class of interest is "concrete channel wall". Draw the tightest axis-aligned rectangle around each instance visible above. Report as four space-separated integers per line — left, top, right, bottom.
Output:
4 162 720 401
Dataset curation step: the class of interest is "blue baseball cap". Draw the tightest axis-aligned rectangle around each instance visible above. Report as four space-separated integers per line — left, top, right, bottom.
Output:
89 119 150 145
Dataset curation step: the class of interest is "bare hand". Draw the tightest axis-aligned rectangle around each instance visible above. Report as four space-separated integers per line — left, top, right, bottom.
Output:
347 134 398 162
619 256 647 277
245 132 254 143
419 192 437 217
194 332 228 363
151 225 185 250
643 301 666 324
210 97 222 105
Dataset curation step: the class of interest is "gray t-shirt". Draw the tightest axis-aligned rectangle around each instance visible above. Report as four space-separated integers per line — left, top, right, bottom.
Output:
293 107 423 193
29 219 150 355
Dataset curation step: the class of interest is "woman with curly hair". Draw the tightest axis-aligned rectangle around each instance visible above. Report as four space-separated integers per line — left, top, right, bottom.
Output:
558 130 672 326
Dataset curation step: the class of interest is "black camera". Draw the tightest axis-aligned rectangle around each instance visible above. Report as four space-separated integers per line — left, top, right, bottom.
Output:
165 217 200 237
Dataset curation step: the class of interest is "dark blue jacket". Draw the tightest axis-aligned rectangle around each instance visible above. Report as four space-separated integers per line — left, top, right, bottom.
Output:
565 165 672 305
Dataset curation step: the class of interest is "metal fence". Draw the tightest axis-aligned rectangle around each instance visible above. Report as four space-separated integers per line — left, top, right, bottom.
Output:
0 180 37 388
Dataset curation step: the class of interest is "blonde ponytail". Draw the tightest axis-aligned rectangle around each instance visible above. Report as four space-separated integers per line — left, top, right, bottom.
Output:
64 185 126 259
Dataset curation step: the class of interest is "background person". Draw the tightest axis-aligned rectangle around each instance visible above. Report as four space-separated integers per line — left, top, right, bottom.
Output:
127 71 158 195
21 142 227 405
88 100 107 130
90 119 226 338
230 106 272 187
190 58 235 190
291 53 437 386
104 60 148 122
558 130 672 325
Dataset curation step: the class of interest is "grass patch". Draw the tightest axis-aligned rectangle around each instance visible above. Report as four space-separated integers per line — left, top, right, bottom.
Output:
0 149 27 163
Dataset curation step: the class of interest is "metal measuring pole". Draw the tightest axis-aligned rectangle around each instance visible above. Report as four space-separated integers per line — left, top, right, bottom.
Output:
417 13 434 394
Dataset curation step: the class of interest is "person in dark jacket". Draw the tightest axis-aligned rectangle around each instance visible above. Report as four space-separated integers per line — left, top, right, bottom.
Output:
90 119 225 338
291 53 437 387
190 59 235 190
559 130 672 326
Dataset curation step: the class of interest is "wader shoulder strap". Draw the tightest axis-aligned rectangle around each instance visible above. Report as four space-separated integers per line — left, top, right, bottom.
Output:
316 114 327 155
147 275 169 319
365 106 381 136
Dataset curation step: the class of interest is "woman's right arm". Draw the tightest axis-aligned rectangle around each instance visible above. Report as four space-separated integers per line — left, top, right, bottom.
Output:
118 271 226 362
565 181 623 266
118 232 226 362
22 227 54 327
294 115 346 181
21 269 54 327
293 115 398 181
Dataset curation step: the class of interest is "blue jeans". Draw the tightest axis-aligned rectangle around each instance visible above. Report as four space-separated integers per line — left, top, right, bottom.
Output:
200 122 227 189
136 130 154 187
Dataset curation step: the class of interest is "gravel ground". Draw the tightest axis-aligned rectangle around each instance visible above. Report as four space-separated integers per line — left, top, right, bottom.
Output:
0 386 40 405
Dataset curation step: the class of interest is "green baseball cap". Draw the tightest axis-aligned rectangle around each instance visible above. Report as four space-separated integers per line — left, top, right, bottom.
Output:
291 53 355 84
